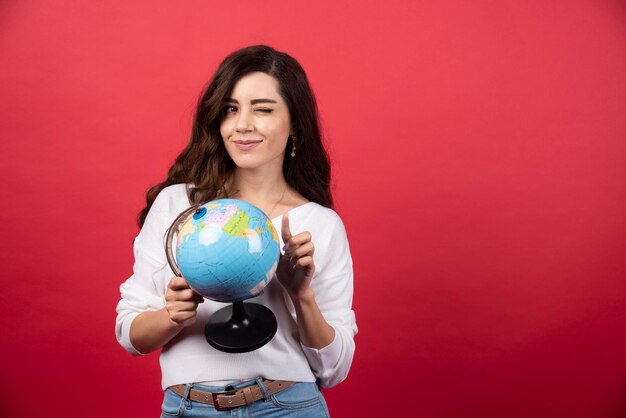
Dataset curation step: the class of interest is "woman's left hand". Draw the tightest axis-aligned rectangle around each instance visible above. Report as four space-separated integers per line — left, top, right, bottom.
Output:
276 212 315 301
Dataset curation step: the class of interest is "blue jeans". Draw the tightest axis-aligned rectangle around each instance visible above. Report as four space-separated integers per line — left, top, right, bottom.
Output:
160 378 330 417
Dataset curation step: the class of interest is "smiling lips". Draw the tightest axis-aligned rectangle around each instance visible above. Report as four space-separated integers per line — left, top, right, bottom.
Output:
233 139 262 151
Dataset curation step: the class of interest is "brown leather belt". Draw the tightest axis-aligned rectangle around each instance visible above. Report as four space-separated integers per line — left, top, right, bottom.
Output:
170 380 295 411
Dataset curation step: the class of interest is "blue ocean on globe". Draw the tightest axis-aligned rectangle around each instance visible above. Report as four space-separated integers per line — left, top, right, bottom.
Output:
175 199 281 302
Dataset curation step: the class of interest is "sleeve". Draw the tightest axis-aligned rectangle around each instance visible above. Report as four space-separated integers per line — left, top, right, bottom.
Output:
115 190 174 355
300 214 358 388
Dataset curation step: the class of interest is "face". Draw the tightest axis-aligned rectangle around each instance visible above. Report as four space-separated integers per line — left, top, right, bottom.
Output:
220 72 292 172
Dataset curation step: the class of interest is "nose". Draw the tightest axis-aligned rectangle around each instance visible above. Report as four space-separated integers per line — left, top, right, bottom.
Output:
234 108 253 134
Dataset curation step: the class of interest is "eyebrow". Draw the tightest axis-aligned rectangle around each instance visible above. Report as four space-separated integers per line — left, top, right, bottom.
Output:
225 98 278 105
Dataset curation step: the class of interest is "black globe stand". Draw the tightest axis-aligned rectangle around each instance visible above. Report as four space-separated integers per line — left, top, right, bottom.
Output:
205 301 277 353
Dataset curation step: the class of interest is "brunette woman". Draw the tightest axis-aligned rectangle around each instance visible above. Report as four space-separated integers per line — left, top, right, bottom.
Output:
116 45 356 417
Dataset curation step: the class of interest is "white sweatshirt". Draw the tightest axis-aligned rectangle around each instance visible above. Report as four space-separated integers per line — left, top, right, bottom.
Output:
115 184 357 390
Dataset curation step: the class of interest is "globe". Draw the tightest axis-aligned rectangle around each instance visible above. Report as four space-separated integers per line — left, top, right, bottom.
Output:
174 199 281 303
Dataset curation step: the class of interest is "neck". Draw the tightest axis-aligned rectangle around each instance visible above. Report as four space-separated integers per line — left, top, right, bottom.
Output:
228 167 288 204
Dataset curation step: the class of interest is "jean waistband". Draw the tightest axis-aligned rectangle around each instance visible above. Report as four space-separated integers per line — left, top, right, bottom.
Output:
189 378 263 392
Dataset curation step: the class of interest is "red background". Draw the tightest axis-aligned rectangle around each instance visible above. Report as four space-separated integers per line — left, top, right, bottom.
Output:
1 1 626 417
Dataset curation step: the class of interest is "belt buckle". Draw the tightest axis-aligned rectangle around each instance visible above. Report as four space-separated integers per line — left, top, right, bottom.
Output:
211 389 237 411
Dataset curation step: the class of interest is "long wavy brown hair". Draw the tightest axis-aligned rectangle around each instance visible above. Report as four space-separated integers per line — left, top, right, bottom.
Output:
137 45 332 228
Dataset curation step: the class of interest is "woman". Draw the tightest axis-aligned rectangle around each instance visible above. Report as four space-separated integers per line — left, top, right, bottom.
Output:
116 45 357 417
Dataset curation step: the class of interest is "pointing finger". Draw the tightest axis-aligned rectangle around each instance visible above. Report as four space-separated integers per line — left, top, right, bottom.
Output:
281 212 292 245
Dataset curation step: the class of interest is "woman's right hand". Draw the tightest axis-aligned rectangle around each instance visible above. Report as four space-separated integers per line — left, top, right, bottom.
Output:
129 277 204 353
165 276 204 328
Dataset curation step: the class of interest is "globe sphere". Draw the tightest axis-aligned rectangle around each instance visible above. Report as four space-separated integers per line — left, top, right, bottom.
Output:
175 199 281 302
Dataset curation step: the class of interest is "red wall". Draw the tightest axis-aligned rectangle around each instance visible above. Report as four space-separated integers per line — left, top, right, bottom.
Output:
1 1 625 417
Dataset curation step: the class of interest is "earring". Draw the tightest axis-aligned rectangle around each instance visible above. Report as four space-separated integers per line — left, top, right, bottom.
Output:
290 135 296 157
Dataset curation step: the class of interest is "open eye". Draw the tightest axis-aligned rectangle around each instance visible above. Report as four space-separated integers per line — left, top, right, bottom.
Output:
223 105 237 114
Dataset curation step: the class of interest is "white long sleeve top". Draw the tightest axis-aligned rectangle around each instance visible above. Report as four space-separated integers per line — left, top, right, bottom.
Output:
115 184 357 389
